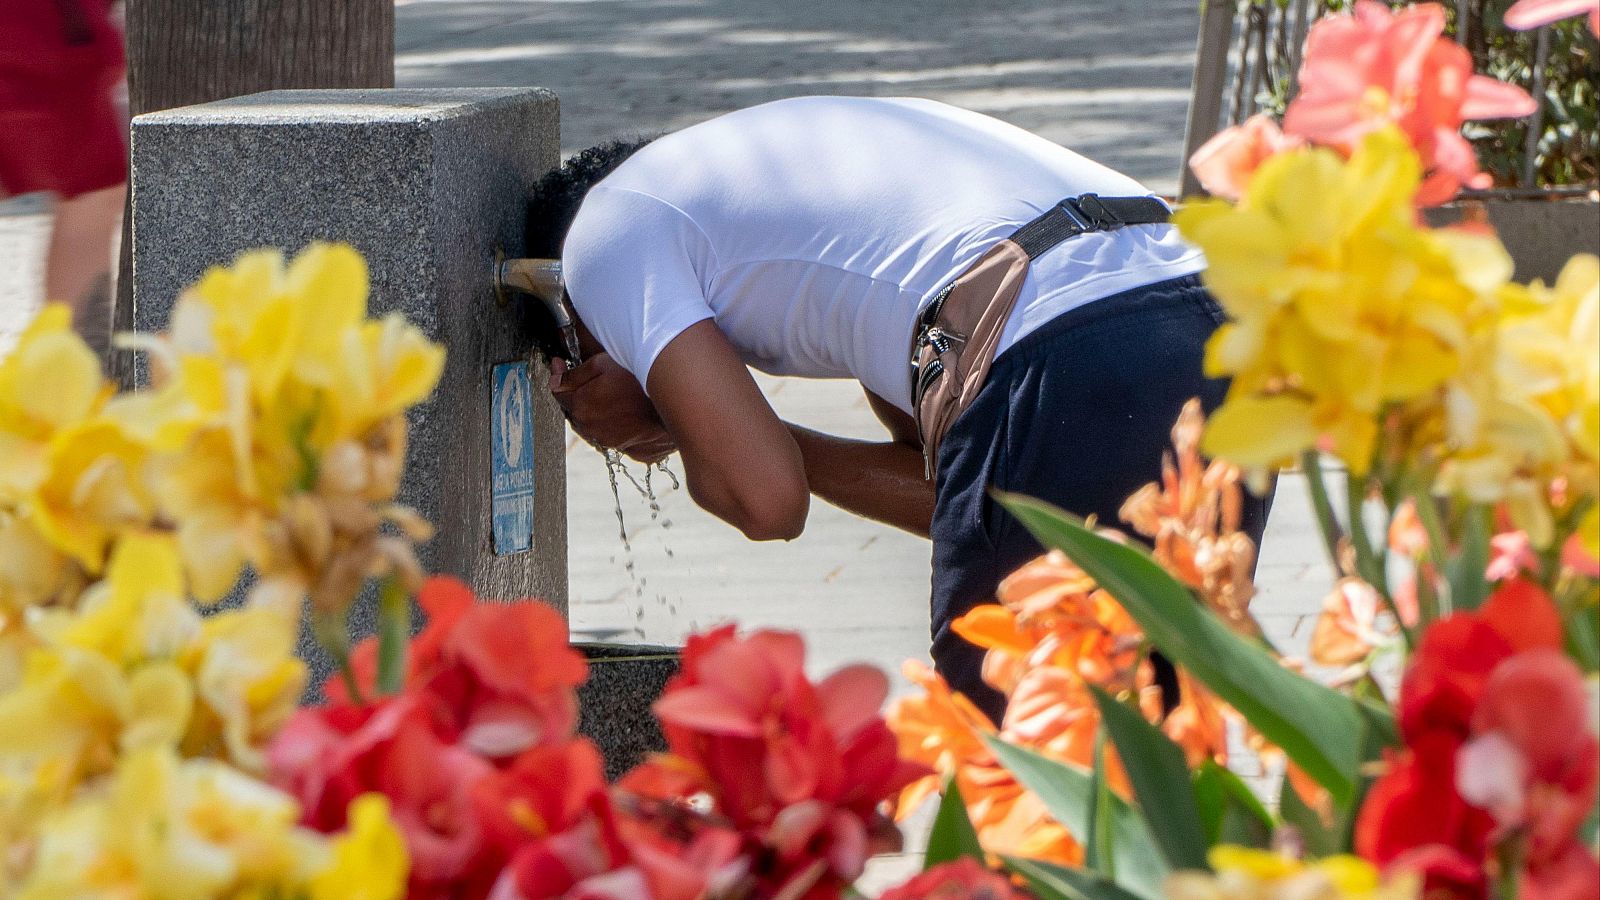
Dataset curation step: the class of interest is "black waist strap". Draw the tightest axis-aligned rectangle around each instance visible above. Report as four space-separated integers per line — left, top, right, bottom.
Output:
1010 193 1171 258
914 193 1171 336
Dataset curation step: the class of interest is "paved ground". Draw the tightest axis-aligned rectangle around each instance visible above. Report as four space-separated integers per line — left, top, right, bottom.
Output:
0 3 1337 886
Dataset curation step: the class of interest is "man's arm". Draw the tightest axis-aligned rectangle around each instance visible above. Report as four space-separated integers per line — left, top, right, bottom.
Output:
785 425 934 538
645 320 810 541
782 389 934 539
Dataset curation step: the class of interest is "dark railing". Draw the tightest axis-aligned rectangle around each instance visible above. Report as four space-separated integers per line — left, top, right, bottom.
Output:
1179 0 1594 197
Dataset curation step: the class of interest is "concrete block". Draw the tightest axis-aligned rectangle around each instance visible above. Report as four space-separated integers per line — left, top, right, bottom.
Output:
576 643 680 781
1425 197 1600 284
129 88 568 663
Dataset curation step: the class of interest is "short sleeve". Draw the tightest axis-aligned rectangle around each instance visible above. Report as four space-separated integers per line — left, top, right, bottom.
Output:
561 186 718 388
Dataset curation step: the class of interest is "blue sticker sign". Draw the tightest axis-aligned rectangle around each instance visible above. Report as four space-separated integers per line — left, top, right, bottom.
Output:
490 361 535 555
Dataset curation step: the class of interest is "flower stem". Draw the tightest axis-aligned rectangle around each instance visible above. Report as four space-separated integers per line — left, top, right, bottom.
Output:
1301 451 1346 573
1403 475 1452 619
1347 472 1413 650
313 609 366 706
375 576 411 696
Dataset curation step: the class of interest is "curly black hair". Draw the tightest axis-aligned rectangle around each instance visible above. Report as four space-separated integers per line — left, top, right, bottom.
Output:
523 137 656 258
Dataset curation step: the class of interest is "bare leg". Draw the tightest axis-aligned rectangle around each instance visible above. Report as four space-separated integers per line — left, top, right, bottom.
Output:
44 183 125 355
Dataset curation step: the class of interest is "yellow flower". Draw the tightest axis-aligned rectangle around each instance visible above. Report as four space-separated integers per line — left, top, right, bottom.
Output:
183 586 307 772
314 312 446 448
27 419 155 574
0 512 79 631
0 305 107 503
1437 254 1600 544
1175 128 1511 475
48 531 199 666
177 243 368 407
14 746 326 900
0 533 196 774
1164 846 1419 899
308 793 410 900
119 243 443 604
0 535 302 792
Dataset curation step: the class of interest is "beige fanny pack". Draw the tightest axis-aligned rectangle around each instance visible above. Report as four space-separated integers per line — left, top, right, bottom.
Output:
910 193 1172 477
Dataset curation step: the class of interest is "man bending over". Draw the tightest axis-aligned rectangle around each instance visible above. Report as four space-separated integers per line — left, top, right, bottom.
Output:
524 96 1269 720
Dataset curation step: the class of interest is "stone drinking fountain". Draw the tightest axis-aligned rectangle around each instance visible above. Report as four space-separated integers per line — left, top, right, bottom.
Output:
129 87 677 778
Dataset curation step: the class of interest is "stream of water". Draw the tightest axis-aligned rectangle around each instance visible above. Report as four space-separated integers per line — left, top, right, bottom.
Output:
600 449 684 637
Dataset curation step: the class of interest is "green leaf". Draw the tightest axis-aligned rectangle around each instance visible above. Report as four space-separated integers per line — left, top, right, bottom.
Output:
1003 855 1146 900
1449 504 1494 611
925 777 985 869
998 494 1370 807
1086 729 1115 877
1564 602 1600 671
1088 686 1210 871
1279 777 1339 858
1356 696 1401 756
1193 762 1272 849
983 735 1168 899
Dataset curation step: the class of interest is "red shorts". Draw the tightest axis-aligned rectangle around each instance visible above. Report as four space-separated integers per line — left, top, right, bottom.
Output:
0 0 127 199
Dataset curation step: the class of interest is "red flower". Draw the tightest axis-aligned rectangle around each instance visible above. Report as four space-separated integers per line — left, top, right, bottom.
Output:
1284 1 1537 204
622 626 927 899
1355 729 1496 877
1358 580 1598 897
878 858 1027 900
1458 650 1600 886
338 576 588 759
1397 578 1560 742
270 696 498 895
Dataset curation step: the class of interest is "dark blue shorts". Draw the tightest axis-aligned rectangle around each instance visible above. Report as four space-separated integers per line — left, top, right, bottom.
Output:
928 273 1272 723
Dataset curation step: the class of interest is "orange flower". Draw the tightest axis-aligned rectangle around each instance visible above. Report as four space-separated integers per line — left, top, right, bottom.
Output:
957 550 1144 695
1139 670 1232 770
1284 1 1537 204
1310 577 1396 666
1187 114 1305 200
888 660 996 821
1388 499 1430 559
886 661 1081 867
1120 399 1258 633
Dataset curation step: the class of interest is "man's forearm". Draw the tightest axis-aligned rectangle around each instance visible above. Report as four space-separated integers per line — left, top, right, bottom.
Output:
786 424 934 538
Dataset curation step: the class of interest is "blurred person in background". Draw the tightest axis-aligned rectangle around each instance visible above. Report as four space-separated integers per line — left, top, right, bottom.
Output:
0 0 128 354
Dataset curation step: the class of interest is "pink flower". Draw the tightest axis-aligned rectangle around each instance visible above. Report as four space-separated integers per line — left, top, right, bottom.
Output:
1505 0 1600 36
1187 114 1305 199
1486 530 1540 581
1284 1 1537 204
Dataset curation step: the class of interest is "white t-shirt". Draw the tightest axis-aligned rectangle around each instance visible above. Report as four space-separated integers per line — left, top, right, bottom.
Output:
562 96 1204 414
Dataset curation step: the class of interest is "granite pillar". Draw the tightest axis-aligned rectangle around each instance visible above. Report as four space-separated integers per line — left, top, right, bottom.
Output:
129 88 567 642
129 87 681 777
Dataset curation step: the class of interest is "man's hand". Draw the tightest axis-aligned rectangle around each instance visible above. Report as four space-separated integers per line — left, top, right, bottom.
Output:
549 354 677 463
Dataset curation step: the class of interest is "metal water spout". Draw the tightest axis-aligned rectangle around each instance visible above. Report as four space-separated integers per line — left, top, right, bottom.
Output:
492 252 583 363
